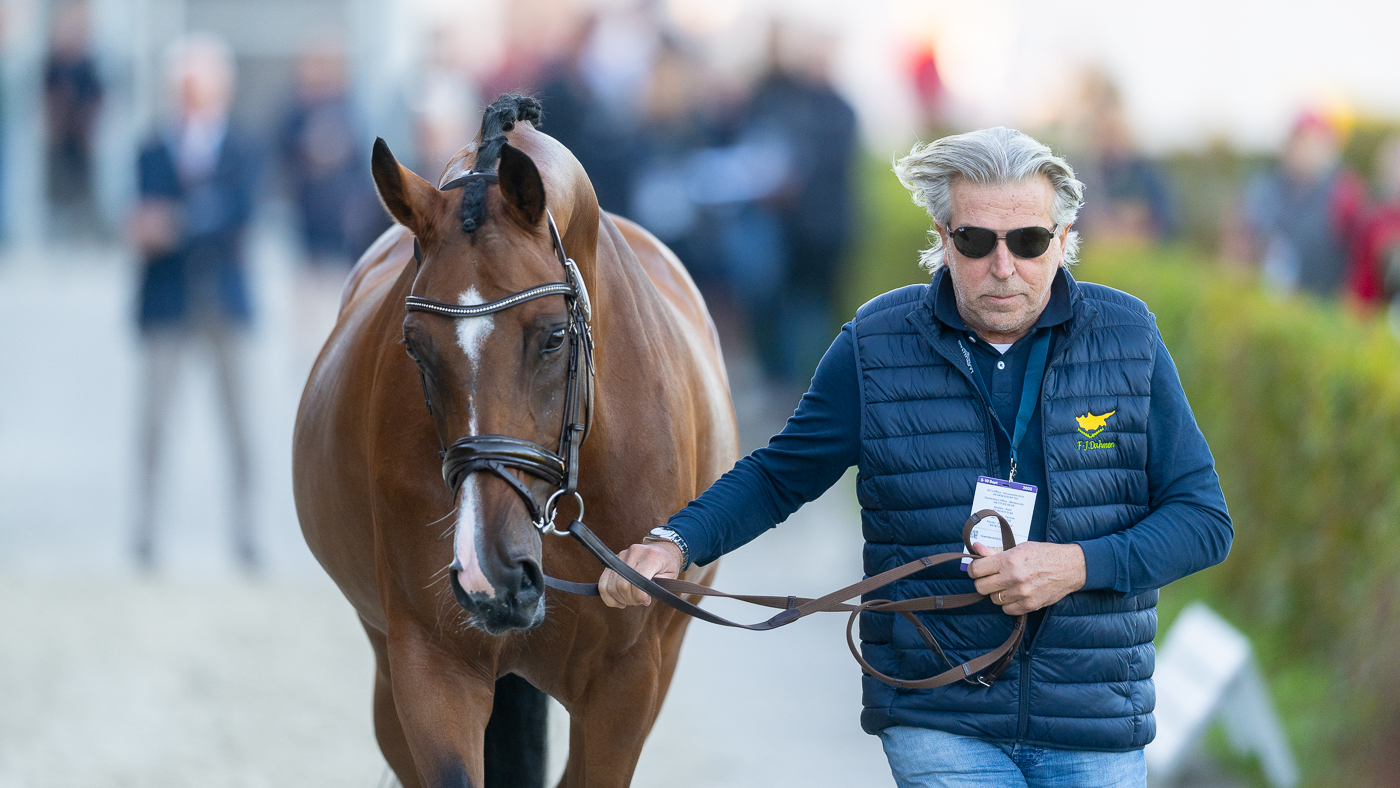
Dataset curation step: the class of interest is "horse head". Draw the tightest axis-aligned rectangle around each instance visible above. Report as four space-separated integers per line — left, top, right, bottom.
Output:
371 95 590 634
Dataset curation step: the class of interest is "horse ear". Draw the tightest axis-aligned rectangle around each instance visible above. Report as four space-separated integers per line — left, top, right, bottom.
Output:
497 143 546 228
371 137 437 232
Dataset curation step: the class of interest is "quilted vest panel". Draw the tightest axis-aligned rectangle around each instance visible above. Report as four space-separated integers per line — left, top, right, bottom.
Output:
851 271 1160 751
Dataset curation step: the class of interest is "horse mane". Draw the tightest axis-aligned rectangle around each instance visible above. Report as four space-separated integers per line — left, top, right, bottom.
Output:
460 93 544 233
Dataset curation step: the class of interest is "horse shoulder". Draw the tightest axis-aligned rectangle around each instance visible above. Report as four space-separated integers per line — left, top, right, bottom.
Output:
297 225 417 627
605 212 739 479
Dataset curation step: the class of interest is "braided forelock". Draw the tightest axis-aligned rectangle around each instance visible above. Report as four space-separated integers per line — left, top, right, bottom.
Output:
459 93 544 233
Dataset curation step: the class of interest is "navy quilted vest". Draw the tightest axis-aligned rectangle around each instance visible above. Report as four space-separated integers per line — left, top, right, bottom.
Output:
852 268 1158 751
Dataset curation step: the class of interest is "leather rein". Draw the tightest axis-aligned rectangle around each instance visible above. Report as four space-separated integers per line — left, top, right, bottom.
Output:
406 172 1025 689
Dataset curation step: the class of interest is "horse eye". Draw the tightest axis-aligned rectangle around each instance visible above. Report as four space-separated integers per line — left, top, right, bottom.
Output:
404 338 422 362
543 328 567 352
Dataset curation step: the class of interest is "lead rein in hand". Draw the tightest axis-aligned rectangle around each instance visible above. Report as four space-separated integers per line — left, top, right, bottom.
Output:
545 509 1028 690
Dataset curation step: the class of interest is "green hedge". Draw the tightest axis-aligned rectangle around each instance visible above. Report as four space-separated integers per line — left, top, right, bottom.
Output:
845 159 1400 786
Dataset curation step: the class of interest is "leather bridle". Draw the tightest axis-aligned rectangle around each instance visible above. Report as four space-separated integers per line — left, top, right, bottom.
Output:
406 171 1024 689
405 170 594 532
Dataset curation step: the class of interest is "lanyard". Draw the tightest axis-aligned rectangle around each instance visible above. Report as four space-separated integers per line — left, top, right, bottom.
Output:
957 330 1051 482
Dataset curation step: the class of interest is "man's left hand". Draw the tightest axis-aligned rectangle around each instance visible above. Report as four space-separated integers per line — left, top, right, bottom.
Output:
967 542 1086 616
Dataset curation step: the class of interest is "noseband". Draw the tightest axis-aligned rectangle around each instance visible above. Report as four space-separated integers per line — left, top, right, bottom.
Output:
405 171 594 530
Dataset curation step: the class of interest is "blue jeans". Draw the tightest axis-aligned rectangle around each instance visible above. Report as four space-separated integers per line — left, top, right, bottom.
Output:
879 726 1147 788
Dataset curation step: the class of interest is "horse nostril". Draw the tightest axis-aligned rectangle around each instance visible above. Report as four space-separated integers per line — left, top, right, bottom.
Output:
518 559 543 595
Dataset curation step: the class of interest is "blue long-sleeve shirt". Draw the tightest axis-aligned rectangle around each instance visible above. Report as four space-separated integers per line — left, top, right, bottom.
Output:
670 272 1231 599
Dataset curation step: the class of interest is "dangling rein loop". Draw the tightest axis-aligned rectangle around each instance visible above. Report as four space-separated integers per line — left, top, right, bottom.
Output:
547 509 1029 689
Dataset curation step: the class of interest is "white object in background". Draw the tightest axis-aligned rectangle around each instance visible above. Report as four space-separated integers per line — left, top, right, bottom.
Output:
1147 603 1299 787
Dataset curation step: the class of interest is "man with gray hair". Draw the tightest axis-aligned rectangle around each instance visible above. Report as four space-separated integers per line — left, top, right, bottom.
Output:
130 34 261 571
600 127 1232 786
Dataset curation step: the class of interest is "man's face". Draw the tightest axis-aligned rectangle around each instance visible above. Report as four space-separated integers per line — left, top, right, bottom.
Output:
937 174 1068 344
1282 124 1340 183
173 53 232 121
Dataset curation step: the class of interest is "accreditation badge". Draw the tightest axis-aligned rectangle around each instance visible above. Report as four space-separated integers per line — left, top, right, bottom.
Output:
960 476 1037 570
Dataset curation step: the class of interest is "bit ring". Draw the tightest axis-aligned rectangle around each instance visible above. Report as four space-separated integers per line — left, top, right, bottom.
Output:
538 490 584 535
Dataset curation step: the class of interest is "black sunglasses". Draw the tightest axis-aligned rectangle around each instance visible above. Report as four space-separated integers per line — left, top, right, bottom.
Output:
947 224 1059 259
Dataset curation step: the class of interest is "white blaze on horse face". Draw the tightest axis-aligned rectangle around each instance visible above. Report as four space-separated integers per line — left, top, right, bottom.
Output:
454 473 495 597
453 287 496 597
454 287 494 369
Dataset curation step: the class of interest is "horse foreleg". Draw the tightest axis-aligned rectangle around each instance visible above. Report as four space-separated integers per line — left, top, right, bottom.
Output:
386 629 497 788
362 618 424 788
557 647 666 788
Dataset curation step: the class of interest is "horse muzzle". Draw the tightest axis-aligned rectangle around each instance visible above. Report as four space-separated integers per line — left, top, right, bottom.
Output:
449 557 546 634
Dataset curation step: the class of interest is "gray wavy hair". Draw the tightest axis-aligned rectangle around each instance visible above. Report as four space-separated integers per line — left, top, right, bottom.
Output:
894 127 1085 272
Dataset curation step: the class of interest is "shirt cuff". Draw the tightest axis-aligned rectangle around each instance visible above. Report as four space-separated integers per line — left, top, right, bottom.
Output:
666 513 711 568
1076 537 1119 592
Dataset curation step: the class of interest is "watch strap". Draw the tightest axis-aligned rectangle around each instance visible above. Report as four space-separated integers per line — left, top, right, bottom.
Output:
645 526 691 572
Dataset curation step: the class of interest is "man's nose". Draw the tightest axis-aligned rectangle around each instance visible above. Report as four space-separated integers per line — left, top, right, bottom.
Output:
988 242 1017 280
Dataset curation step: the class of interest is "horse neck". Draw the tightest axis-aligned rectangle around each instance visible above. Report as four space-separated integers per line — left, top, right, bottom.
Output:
582 214 693 427
592 215 665 336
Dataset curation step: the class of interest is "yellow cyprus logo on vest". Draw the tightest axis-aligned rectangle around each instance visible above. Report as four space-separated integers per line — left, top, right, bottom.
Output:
1076 410 1117 451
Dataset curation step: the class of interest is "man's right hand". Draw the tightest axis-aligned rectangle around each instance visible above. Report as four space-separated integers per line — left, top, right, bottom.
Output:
130 200 180 257
598 540 683 608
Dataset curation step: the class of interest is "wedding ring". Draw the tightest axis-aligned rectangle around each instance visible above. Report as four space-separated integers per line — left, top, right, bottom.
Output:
994 592 1004 605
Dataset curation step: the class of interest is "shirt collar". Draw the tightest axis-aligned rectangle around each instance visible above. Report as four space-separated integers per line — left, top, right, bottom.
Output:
931 265 1073 334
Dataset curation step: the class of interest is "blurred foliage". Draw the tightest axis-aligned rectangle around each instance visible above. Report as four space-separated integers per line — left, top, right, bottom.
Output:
841 156 931 318
1160 143 1269 253
1156 116 1400 260
1341 115 1400 188
845 157 1400 786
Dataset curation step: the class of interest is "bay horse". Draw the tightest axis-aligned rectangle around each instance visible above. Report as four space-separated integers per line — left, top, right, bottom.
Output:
293 94 738 787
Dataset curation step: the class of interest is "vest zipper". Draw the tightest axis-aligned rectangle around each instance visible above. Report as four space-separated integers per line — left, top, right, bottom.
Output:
1018 647 1032 740
950 331 998 474
1033 318 1089 641
1017 351 1046 743
1017 317 1089 742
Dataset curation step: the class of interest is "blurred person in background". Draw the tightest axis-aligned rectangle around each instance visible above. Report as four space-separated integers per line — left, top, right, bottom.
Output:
534 13 601 175
908 43 948 133
569 5 657 214
129 34 261 572
281 43 369 270
412 25 482 179
481 0 583 100
599 127 1232 788
1068 71 1175 245
724 21 857 387
280 43 385 363
44 0 104 239
1242 111 1367 297
627 38 728 317
1349 134 1400 321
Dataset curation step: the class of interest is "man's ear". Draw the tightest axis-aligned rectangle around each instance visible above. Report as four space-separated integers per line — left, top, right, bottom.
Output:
371 137 438 233
497 142 546 228
1058 223 1073 265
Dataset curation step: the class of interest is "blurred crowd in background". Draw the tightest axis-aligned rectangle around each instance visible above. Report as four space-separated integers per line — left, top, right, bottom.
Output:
27 0 1400 332
7 0 1400 569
